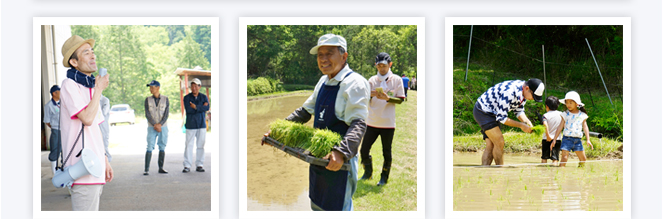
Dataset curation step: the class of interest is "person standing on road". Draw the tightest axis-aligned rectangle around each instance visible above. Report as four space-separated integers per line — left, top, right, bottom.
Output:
44 85 62 175
265 34 370 211
182 78 209 173
473 79 544 166
144 80 170 175
59 35 113 211
100 95 112 163
359 52 405 186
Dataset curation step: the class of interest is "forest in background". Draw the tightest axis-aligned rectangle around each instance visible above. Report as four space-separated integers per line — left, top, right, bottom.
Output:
72 25 211 116
247 25 417 95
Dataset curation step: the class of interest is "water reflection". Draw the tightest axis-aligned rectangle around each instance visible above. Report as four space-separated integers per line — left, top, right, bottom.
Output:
453 153 623 211
247 94 314 210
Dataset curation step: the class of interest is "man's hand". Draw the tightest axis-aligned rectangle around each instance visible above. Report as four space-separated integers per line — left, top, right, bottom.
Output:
95 74 110 91
105 157 114 182
370 90 377 97
324 150 345 171
154 123 162 132
204 102 208 106
189 102 196 110
261 131 271 146
376 91 389 100
520 123 532 133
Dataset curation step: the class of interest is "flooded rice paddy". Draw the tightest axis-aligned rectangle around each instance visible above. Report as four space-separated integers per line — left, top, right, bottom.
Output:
453 153 623 211
247 94 313 210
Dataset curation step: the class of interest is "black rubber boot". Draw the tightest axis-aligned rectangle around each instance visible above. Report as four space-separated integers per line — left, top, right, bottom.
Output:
360 156 373 180
377 162 391 186
144 151 152 175
158 151 168 174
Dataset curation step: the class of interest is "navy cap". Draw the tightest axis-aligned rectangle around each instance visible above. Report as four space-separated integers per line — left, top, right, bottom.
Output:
147 80 160 87
50 85 60 94
375 52 391 65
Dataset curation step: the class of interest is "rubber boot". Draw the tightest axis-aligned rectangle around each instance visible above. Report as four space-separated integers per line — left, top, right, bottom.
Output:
158 151 168 174
51 161 57 175
377 162 391 186
360 156 373 180
144 151 152 175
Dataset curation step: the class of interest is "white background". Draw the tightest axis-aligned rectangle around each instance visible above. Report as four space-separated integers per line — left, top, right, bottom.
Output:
1 0 661 219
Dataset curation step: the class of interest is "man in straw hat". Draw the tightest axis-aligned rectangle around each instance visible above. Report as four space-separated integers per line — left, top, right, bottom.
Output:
182 78 209 173
264 33 370 211
59 35 113 210
473 79 544 166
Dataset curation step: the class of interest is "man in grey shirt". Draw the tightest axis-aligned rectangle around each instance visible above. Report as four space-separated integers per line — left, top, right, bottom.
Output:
144 80 170 175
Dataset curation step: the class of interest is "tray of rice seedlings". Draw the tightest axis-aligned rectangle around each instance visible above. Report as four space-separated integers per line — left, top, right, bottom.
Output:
263 119 350 171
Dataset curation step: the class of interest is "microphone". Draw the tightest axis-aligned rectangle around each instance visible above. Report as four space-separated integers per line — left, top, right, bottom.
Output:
99 68 107 77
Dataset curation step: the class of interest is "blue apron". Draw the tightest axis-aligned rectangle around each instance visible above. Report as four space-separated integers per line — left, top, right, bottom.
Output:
310 71 353 211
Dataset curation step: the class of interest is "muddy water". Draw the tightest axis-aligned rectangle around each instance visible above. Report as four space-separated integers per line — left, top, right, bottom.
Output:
453 153 623 211
247 94 314 210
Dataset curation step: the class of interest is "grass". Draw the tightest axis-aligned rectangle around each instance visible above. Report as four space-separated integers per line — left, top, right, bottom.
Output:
269 119 341 158
453 131 622 159
354 90 418 211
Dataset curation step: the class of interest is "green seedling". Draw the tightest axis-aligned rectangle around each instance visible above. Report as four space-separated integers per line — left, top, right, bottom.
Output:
269 119 341 158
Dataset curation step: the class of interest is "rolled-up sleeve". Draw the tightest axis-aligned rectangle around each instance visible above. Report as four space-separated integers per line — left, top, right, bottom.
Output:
513 102 526 118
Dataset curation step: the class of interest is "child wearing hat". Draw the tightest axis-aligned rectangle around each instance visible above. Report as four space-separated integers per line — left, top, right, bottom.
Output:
44 85 62 175
551 91 594 167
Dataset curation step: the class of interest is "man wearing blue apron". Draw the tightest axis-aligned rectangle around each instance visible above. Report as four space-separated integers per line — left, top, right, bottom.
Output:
278 34 370 211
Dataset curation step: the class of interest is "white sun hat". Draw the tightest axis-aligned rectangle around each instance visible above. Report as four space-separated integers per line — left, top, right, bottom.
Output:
561 91 584 107
309 34 347 55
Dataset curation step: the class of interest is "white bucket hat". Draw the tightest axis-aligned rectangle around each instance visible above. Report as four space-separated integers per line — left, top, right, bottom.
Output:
309 34 347 55
561 91 584 107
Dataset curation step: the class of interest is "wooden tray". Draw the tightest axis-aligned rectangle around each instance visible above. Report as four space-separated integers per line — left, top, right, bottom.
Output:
262 136 351 171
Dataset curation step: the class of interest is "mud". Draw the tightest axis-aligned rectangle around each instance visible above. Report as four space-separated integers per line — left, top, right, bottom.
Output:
247 94 314 210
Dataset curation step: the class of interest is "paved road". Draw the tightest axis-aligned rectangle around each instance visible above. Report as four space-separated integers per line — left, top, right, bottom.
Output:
40 120 213 211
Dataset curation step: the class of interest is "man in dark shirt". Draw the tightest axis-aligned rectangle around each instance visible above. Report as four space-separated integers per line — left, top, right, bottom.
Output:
182 78 209 173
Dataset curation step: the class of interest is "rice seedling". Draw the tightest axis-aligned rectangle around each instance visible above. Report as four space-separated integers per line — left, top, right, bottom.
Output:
531 125 545 135
268 119 341 158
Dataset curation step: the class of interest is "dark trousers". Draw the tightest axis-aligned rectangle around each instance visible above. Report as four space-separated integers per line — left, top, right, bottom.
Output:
48 129 62 162
541 139 561 161
360 126 395 167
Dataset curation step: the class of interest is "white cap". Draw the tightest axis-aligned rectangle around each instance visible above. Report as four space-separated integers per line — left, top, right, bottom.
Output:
561 91 584 107
190 78 202 86
309 34 347 55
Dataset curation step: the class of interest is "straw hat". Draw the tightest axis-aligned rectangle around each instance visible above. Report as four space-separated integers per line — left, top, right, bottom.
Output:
61 35 95 68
